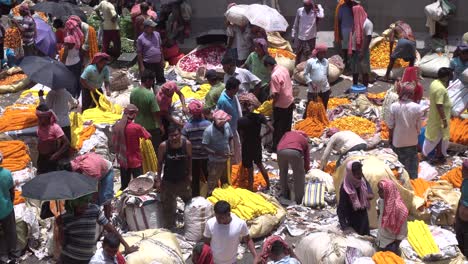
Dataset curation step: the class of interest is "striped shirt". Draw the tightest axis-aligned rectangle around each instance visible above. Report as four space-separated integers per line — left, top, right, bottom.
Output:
61 204 109 261
182 119 211 159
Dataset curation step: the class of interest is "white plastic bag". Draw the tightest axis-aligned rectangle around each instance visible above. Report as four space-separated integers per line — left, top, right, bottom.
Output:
184 197 214 242
418 161 438 181
447 77 468 116
418 53 450 78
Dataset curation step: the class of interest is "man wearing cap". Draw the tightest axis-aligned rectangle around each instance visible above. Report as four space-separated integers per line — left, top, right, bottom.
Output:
15 5 36 56
130 70 164 151
0 152 18 263
137 19 165 86
450 44 468 81
112 104 151 191
292 0 324 65
182 100 211 197
94 0 121 57
204 70 226 112
80 52 111 111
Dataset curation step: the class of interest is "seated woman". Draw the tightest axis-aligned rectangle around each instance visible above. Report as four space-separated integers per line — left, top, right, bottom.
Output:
337 161 374 236
376 179 408 255
36 104 70 174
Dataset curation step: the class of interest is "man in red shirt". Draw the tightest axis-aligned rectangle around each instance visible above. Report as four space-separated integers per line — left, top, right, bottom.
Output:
112 104 151 191
277 131 310 204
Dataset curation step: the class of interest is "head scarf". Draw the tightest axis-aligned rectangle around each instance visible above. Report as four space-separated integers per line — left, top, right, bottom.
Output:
253 38 268 55
379 179 409 234
64 35 75 44
69 15 82 24
157 81 179 112
188 100 204 117
212 110 231 127
238 92 261 112
348 5 367 55
161 81 178 94
65 18 84 49
343 160 370 211
112 104 139 168
19 4 30 15
312 43 328 57
397 82 416 101
91 52 110 65
398 66 423 102
259 235 292 264
194 244 214 264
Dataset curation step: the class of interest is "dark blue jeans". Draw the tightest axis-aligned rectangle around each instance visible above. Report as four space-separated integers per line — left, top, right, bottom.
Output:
393 145 418 179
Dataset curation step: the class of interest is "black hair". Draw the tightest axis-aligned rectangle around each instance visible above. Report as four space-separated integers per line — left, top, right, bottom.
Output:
141 69 155 83
351 162 363 174
59 161 73 172
221 55 235 65
214 200 230 214
53 19 64 29
263 56 277 67
437 67 453 79
103 233 121 248
36 103 49 112
140 2 149 12
270 241 286 257
225 77 240 91
167 124 181 135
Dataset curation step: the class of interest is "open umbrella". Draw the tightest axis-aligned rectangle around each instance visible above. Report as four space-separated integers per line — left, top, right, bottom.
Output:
19 56 77 90
21 171 98 201
32 2 87 22
244 4 288 32
34 17 57 58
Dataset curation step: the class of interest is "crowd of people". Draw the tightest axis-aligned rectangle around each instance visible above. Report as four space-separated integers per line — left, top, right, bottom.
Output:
0 0 466 263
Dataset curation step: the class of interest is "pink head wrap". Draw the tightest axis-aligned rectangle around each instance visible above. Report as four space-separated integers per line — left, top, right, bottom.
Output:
253 38 268 55
259 235 292 264
36 109 58 125
212 110 231 127
161 81 179 94
238 92 261 111
65 18 84 49
348 5 367 55
396 66 423 102
343 160 370 211
91 52 110 64
188 100 204 116
378 179 408 235
312 43 328 57
69 15 82 24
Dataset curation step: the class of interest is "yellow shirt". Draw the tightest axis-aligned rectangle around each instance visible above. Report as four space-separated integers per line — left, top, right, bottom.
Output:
94 0 119 30
425 79 452 141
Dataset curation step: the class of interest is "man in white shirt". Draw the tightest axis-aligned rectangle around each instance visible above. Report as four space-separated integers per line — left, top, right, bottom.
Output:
388 83 422 179
203 201 257 264
222 56 262 94
349 4 373 88
226 25 252 66
291 0 324 65
320 130 367 170
94 0 121 57
303 44 330 114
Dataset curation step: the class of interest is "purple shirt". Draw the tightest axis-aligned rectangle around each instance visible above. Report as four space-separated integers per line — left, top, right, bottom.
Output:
136 32 162 63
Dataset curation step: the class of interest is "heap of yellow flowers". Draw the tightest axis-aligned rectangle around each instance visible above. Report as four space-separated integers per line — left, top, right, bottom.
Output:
370 40 410 69
328 116 376 137
367 92 386 100
207 186 277 220
327 98 351 109
407 220 440 258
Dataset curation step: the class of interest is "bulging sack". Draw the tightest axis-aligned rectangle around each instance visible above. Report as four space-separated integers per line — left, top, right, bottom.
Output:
184 197 214 242
110 70 130 91
418 53 450 78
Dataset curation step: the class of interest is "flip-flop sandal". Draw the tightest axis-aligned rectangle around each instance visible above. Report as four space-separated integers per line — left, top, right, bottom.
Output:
376 76 395 83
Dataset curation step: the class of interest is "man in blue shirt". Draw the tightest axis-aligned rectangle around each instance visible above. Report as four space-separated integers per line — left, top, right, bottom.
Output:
450 45 468 80
217 77 241 164
80 53 111 111
0 152 18 263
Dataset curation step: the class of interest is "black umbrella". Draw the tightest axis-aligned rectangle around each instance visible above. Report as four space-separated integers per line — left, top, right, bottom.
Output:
32 2 87 22
19 56 77 90
22 171 99 201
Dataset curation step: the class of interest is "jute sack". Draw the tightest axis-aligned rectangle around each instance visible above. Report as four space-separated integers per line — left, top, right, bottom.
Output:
247 193 286 239
121 229 184 264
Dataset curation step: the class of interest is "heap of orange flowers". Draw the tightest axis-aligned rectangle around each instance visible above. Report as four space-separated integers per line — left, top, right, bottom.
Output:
441 166 462 188
327 98 351 109
370 40 410 69
0 73 27 86
328 116 376 137
367 92 386 100
0 104 38 133
0 140 31 172
231 164 270 190
295 100 329 138
268 48 296 60
450 118 468 145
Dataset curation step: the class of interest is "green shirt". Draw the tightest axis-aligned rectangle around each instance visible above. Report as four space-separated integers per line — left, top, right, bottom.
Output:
425 79 452 141
130 86 160 130
204 82 226 110
0 167 13 219
244 52 270 85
